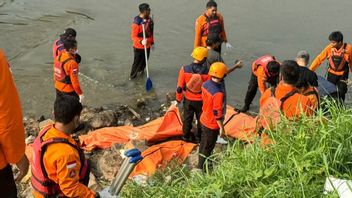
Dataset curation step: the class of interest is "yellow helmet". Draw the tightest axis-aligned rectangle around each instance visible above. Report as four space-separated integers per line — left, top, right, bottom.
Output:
191 47 208 61
209 62 228 78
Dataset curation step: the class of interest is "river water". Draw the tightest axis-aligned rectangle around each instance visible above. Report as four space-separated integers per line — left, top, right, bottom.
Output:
1 0 351 117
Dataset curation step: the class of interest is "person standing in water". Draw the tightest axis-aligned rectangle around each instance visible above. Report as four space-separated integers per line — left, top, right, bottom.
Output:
130 3 155 80
194 0 233 53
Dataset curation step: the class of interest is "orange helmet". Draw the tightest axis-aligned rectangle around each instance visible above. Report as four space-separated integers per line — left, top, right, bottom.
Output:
191 47 208 61
209 62 228 78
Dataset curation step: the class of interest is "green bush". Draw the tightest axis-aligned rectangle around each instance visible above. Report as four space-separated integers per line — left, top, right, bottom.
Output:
122 101 351 198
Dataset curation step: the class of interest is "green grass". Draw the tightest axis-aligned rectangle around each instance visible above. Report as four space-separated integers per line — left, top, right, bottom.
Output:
121 101 351 198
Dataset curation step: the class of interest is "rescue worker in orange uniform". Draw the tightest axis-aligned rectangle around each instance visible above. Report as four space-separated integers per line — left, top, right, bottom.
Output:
199 62 228 170
296 50 319 111
194 0 233 53
260 60 314 119
176 47 210 143
130 3 154 79
31 95 107 198
0 49 29 197
54 39 84 103
241 55 281 112
310 31 352 102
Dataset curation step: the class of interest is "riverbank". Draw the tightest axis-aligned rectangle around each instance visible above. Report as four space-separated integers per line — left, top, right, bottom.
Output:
17 92 178 197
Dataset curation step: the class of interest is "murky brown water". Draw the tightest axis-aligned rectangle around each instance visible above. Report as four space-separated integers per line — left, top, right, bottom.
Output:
1 0 351 117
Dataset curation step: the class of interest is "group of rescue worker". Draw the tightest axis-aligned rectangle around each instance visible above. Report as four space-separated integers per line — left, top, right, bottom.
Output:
1 0 352 197
174 1 352 172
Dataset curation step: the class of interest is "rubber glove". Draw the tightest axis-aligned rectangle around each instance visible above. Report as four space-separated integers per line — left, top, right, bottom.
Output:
141 39 147 46
79 94 84 103
225 42 234 51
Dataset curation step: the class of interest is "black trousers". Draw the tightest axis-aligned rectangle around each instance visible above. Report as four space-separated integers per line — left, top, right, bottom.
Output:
130 47 150 79
327 68 349 102
0 164 17 198
182 99 202 141
198 125 219 170
243 73 278 108
56 89 79 100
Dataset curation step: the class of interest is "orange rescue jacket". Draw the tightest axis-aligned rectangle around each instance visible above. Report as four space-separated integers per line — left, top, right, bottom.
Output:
260 82 314 119
252 55 278 94
0 49 26 169
310 43 352 76
176 63 210 102
54 52 83 95
194 13 227 49
131 15 154 49
32 125 95 198
200 79 226 130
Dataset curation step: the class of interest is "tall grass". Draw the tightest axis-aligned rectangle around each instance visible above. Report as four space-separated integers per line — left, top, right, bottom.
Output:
122 101 352 197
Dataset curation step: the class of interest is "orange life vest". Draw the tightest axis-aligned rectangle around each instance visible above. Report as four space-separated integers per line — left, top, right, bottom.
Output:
31 126 89 197
135 16 154 38
252 55 277 78
52 39 64 60
328 43 349 72
54 55 73 84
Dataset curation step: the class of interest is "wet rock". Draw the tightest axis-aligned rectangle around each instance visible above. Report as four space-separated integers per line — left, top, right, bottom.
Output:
24 118 39 137
132 140 148 152
137 98 147 108
88 173 102 191
80 107 100 123
97 149 123 181
117 119 125 126
166 92 176 104
124 119 133 126
25 135 35 145
112 143 124 152
91 110 117 129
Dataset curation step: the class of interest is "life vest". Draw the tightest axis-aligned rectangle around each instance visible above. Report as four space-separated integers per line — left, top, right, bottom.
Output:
31 125 89 197
258 87 298 129
52 39 64 60
202 14 222 38
135 17 154 38
328 43 349 72
252 55 277 78
54 54 73 84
